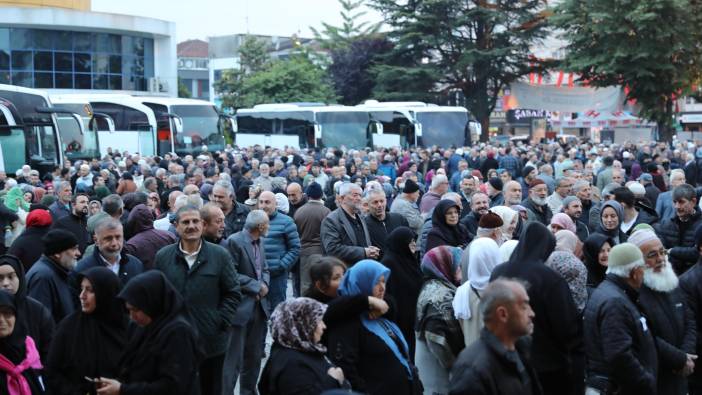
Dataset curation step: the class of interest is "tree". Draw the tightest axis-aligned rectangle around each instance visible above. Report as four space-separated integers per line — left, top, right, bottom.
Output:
311 0 382 51
237 55 338 108
177 77 191 98
554 0 702 142
213 35 271 110
369 0 550 140
328 36 393 105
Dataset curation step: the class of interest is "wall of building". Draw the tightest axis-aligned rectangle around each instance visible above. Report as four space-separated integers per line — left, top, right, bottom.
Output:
0 0 89 10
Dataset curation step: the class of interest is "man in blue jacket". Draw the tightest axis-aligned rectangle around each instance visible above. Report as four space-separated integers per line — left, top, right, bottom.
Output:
256 191 300 310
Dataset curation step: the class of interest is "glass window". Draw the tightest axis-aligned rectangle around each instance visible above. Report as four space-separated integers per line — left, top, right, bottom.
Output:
109 55 121 74
10 29 33 50
75 74 91 89
0 29 9 51
73 32 93 52
0 50 8 70
92 54 109 74
0 71 8 84
33 30 53 50
54 31 73 51
11 51 32 70
96 33 121 53
11 72 32 87
134 76 145 91
0 128 27 173
34 51 52 71
134 57 144 76
34 72 53 88
108 75 122 90
55 73 73 89
74 53 91 73
144 39 154 78
93 74 108 89
132 37 145 57
54 52 72 72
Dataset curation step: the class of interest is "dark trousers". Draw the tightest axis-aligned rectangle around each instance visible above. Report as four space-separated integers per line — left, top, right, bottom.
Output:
200 353 225 395
222 303 267 395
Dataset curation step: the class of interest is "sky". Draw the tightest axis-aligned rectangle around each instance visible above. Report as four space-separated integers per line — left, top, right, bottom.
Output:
92 0 384 43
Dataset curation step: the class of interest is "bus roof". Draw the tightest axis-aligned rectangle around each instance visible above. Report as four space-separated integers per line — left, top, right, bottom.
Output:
0 84 51 102
136 97 217 107
239 104 369 114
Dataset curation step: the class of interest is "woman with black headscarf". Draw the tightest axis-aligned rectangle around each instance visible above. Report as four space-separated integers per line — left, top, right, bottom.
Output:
582 233 613 292
93 271 200 395
426 200 471 251
258 297 349 395
490 222 584 395
381 227 423 360
0 290 44 394
0 255 53 363
594 200 628 244
45 267 126 395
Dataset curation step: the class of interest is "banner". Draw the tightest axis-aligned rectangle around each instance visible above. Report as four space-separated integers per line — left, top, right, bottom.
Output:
509 82 624 112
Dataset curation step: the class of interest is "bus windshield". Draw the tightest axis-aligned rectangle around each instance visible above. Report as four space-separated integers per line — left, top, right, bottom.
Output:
52 103 100 160
0 127 27 172
172 105 224 152
416 112 469 147
317 112 370 149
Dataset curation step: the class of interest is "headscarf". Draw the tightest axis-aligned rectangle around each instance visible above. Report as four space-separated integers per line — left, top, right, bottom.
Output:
94 186 110 201
0 256 31 337
32 188 45 204
0 291 41 395
25 210 51 228
508 222 556 266
274 193 289 214
598 200 624 241
3 187 29 213
490 206 518 243
70 267 127 378
546 251 588 312
421 246 462 286
555 230 579 253
500 240 519 262
582 233 613 288
454 238 501 320
338 260 412 377
430 200 470 248
551 213 577 234
270 297 327 353
381 227 422 295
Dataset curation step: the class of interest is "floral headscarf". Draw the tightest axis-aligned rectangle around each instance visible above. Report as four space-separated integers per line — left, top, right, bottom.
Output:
546 251 588 312
421 246 462 286
270 297 327 353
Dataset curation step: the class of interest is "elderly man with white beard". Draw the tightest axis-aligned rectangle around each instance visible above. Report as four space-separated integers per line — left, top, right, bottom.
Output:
630 229 697 395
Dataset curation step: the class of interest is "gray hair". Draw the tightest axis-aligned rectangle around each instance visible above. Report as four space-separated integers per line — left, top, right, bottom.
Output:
174 204 201 223
441 192 461 203
213 180 234 197
101 194 124 216
672 184 696 202
94 218 123 236
339 182 361 197
480 278 529 324
174 194 204 211
54 180 71 193
572 180 590 194
431 174 449 190
155 168 166 178
244 209 269 231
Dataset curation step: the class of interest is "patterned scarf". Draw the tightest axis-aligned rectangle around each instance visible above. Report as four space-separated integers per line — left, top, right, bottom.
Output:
270 297 327 353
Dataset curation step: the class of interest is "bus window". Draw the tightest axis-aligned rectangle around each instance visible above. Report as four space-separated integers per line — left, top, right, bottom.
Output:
0 128 26 172
317 112 371 149
172 105 223 151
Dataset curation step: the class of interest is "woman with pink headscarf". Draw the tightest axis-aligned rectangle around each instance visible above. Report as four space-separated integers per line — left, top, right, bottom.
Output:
550 212 576 234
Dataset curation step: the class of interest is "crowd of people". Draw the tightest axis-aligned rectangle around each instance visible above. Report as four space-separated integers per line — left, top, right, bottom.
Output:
0 138 699 394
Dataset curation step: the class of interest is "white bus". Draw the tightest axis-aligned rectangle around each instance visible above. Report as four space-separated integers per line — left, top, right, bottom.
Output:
234 104 378 149
356 101 480 148
135 97 227 156
49 95 112 162
0 84 84 174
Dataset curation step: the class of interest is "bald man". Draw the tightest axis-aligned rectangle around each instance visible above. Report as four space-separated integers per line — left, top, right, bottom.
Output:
286 182 307 218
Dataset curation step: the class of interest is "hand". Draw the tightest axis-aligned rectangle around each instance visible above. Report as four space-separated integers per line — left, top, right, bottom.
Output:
367 296 389 319
96 378 121 395
365 246 380 259
327 367 345 384
684 354 698 376
259 283 269 299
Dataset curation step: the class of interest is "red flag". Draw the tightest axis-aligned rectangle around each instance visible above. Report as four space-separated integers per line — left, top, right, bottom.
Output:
567 73 575 88
537 74 543 85
556 71 564 87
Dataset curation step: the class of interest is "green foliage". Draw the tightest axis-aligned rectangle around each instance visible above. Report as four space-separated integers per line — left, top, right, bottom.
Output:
369 0 550 140
311 0 382 51
213 35 272 110
177 77 191 98
554 0 702 141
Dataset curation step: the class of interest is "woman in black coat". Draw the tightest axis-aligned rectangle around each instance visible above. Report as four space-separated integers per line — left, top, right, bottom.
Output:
381 227 422 360
258 297 349 395
45 267 126 395
0 290 44 395
8 209 52 272
94 271 201 395
426 200 471 251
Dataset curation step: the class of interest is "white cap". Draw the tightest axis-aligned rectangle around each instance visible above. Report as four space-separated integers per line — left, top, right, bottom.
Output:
623 151 631 159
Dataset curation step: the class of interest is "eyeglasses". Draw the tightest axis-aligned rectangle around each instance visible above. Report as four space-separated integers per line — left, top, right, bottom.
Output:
645 249 668 260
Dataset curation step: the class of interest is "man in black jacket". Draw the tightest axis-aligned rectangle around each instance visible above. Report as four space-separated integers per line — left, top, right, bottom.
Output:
679 226 702 393
630 229 696 395
52 193 90 254
656 184 702 274
583 242 657 395
449 279 542 395
459 191 489 236
211 180 250 239
522 179 553 226
364 189 408 259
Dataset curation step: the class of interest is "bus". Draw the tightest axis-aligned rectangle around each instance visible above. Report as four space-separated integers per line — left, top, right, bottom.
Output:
134 97 227 156
356 101 481 148
49 95 113 161
0 84 85 174
234 104 379 149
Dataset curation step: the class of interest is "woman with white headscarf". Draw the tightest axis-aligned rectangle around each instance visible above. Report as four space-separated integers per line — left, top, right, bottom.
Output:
489 206 519 244
452 237 501 347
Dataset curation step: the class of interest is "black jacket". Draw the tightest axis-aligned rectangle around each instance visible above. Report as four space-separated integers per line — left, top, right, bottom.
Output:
25 255 77 323
678 261 702 387
522 198 553 226
655 208 702 274
459 211 481 236
320 208 371 266
364 213 408 258
449 329 542 395
638 285 696 395
74 246 144 286
583 274 657 395
8 226 49 272
223 202 250 239
52 212 90 254
258 344 345 395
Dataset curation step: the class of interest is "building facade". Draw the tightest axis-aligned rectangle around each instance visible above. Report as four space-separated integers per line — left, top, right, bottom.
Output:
177 39 209 100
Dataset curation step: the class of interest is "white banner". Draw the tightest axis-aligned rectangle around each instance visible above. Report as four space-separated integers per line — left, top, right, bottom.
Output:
510 82 624 113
